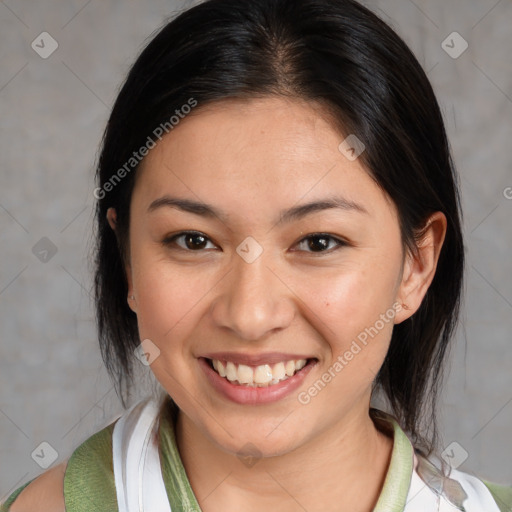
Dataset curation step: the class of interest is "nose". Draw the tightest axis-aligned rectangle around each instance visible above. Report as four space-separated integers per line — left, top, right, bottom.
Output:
209 252 295 341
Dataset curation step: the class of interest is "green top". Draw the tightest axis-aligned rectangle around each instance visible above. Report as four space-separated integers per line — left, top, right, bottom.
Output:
2 403 511 511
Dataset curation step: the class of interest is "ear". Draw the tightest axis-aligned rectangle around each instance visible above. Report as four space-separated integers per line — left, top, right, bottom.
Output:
395 212 447 324
125 261 137 314
107 208 137 313
106 207 117 231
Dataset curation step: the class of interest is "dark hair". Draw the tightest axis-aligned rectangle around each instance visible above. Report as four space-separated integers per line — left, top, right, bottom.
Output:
94 0 464 456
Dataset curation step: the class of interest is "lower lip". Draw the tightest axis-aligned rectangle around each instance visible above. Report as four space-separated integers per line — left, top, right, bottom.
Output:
199 357 317 405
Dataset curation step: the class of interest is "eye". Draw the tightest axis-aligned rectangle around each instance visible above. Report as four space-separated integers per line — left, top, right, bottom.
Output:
163 231 347 254
293 233 347 253
163 231 217 251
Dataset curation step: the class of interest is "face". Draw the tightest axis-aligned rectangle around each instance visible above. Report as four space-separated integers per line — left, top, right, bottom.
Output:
121 96 418 457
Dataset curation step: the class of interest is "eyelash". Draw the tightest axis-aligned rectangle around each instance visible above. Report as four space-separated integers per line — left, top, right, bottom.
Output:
162 231 348 255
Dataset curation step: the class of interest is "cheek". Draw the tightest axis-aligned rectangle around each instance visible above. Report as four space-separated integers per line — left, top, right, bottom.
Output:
296 270 397 404
290 255 401 384
298 259 400 336
130 258 208 396
130 250 211 343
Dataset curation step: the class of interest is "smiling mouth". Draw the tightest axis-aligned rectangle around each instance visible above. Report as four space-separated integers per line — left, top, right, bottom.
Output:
206 358 315 387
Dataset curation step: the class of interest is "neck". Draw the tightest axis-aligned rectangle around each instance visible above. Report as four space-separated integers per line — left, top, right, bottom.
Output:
175 403 394 512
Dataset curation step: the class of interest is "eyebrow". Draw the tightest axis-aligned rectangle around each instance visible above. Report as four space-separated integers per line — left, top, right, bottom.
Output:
147 195 368 224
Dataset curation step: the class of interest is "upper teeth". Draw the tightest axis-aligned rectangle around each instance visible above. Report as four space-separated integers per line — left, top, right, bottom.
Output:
211 359 307 387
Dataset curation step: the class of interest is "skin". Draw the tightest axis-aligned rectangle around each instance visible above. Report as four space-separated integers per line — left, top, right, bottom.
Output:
107 96 445 512
9 461 67 511
10 96 446 512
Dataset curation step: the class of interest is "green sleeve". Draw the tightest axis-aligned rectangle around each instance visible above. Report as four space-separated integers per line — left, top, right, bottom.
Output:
483 480 512 512
63 422 119 512
0 479 37 512
1 421 120 512
1 422 118 512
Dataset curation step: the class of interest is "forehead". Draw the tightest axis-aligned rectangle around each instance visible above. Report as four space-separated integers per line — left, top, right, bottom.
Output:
132 96 395 221
141 96 343 171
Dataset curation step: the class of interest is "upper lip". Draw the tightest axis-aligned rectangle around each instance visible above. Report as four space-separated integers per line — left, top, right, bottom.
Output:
200 352 315 366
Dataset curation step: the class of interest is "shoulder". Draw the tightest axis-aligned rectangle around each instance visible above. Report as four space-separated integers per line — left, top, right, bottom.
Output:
5 461 67 512
482 480 512 512
2 421 118 512
449 464 512 512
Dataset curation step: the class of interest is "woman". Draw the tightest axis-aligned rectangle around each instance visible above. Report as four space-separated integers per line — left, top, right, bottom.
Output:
2 0 511 510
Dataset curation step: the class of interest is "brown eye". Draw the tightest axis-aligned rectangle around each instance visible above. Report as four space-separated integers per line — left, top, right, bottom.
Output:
295 234 346 253
164 231 216 251
184 233 208 250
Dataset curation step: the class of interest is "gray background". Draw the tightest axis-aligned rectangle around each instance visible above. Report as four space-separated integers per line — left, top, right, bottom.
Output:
1 0 511 499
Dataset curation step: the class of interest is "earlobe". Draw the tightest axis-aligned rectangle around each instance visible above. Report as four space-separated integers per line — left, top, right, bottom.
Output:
127 291 137 313
395 212 447 324
107 207 117 231
125 262 137 313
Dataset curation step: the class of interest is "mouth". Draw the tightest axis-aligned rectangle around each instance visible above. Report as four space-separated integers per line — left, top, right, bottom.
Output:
198 354 318 404
206 357 311 388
